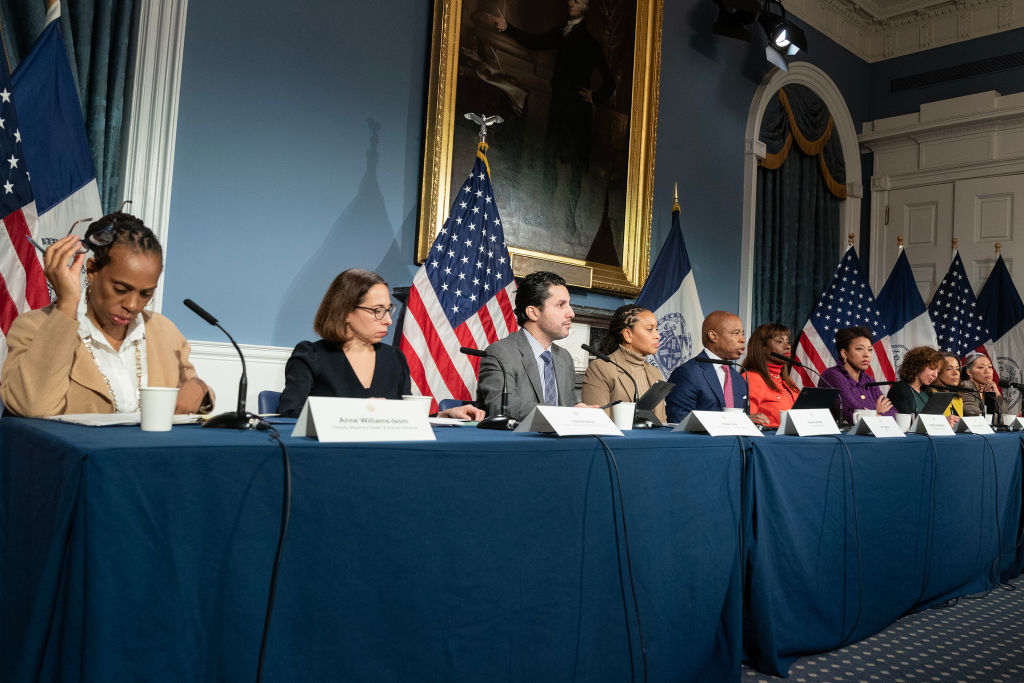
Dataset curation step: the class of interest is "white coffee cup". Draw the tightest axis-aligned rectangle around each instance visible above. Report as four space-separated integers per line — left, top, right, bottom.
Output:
611 402 636 430
402 394 433 417
852 409 874 424
894 413 912 432
140 387 179 432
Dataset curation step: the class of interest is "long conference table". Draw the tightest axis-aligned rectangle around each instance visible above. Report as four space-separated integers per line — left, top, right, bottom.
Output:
0 418 1021 682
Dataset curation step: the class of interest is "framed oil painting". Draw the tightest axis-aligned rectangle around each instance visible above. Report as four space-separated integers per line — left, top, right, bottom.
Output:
417 0 663 295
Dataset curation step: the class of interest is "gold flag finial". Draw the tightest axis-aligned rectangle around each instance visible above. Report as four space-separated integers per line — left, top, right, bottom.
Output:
897 235 904 247
995 242 1002 254
848 233 855 246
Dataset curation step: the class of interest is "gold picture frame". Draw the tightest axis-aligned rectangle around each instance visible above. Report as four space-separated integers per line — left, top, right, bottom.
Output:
417 0 663 296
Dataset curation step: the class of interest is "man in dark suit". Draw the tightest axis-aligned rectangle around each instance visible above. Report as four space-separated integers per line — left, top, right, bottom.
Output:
477 271 580 421
666 310 758 423
485 0 614 240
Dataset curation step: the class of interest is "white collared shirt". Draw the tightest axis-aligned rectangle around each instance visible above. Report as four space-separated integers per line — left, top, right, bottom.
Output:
525 331 558 405
705 348 729 393
562 17 582 36
77 297 149 413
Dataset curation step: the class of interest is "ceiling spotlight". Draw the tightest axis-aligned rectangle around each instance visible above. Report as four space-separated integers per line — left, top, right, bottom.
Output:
759 1 807 56
712 0 761 42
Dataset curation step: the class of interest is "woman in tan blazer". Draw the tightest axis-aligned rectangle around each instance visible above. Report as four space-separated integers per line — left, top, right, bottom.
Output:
1 212 213 417
581 304 667 422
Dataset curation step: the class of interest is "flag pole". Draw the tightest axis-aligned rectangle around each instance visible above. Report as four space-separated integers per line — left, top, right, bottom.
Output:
952 236 958 257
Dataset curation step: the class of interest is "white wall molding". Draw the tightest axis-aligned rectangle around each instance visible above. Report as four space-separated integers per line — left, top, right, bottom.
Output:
785 0 1024 62
740 63 862 329
187 341 292 414
861 88 1024 293
121 0 189 313
860 91 1024 179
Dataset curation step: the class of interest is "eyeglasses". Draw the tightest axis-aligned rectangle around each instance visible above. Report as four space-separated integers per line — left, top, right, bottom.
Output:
26 217 96 254
354 304 396 320
26 201 134 254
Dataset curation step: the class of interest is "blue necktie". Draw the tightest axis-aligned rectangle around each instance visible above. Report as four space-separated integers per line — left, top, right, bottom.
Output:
541 350 557 405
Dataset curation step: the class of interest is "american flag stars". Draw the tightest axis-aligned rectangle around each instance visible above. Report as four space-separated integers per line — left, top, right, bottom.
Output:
927 252 989 356
424 162 514 328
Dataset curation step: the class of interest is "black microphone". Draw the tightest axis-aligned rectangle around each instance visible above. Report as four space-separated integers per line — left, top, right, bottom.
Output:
933 383 978 395
461 346 517 431
695 357 734 365
692 355 752 420
183 299 254 429
582 343 656 428
998 378 1024 392
865 380 897 387
770 351 804 368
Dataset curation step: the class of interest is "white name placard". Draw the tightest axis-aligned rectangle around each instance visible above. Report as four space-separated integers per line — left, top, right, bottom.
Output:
515 405 623 436
956 415 994 435
673 410 763 437
291 397 435 442
850 415 905 438
1008 416 1024 431
777 409 840 436
910 414 956 436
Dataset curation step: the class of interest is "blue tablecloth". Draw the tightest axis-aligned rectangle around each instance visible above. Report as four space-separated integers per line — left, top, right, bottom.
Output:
0 420 744 683
743 432 1023 676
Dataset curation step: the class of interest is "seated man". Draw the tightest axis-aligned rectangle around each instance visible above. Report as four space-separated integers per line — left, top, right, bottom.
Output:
477 271 579 421
666 310 749 422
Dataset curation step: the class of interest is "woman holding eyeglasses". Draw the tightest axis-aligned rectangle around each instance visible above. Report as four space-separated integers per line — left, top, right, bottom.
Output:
1 212 214 417
277 268 484 420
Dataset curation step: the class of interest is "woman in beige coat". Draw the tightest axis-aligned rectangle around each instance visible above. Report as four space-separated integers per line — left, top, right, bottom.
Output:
1 212 213 417
581 304 667 422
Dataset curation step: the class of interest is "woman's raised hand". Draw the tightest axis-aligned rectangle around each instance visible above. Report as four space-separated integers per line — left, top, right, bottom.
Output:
42 235 86 318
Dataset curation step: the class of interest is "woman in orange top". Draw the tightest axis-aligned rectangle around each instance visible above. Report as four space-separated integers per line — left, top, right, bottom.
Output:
742 323 799 428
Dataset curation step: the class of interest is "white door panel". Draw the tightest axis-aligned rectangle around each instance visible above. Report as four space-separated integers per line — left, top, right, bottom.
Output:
872 183 953 301
954 175 1024 296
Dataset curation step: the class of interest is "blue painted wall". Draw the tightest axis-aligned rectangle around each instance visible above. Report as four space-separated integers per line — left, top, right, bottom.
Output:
169 1 991 347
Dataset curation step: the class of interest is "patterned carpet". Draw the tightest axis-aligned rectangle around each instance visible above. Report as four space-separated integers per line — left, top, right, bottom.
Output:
743 578 1024 682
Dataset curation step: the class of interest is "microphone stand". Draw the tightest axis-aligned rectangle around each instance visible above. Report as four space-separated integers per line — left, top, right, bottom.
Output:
183 299 256 430
582 343 654 428
695 356 754 425
460 347 517 430
771 353 846 427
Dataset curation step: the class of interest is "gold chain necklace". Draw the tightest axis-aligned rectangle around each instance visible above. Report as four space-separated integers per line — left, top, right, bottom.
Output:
83 337 142 413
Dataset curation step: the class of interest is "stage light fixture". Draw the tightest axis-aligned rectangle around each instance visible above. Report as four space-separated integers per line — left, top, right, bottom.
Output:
759 1 807 56
712 0 761 42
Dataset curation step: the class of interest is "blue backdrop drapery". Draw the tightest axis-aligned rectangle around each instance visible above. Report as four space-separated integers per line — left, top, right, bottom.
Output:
1 0 136 212
754 84 847 337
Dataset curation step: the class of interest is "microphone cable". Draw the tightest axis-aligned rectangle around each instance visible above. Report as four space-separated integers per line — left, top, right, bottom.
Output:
825 435 864 648
978 434 1013 591
254 420 293 683
912 435 940 607
593 435 647 683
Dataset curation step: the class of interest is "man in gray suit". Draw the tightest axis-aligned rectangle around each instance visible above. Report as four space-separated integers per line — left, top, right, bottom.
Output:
477 271 580 420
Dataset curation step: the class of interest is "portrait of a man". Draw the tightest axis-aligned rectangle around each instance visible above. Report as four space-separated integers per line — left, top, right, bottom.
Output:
450 0 638 267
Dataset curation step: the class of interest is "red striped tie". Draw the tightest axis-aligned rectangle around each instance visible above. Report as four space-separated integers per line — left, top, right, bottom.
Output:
722 366 734 409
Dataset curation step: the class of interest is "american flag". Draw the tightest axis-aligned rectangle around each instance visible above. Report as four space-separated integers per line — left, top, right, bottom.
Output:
399 144 518 411
793 246 895 388
927 250 989 357
0 55 48 364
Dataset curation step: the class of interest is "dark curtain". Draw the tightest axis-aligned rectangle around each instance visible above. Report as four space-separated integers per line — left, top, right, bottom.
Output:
754 84 846 337
1 0 136 212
